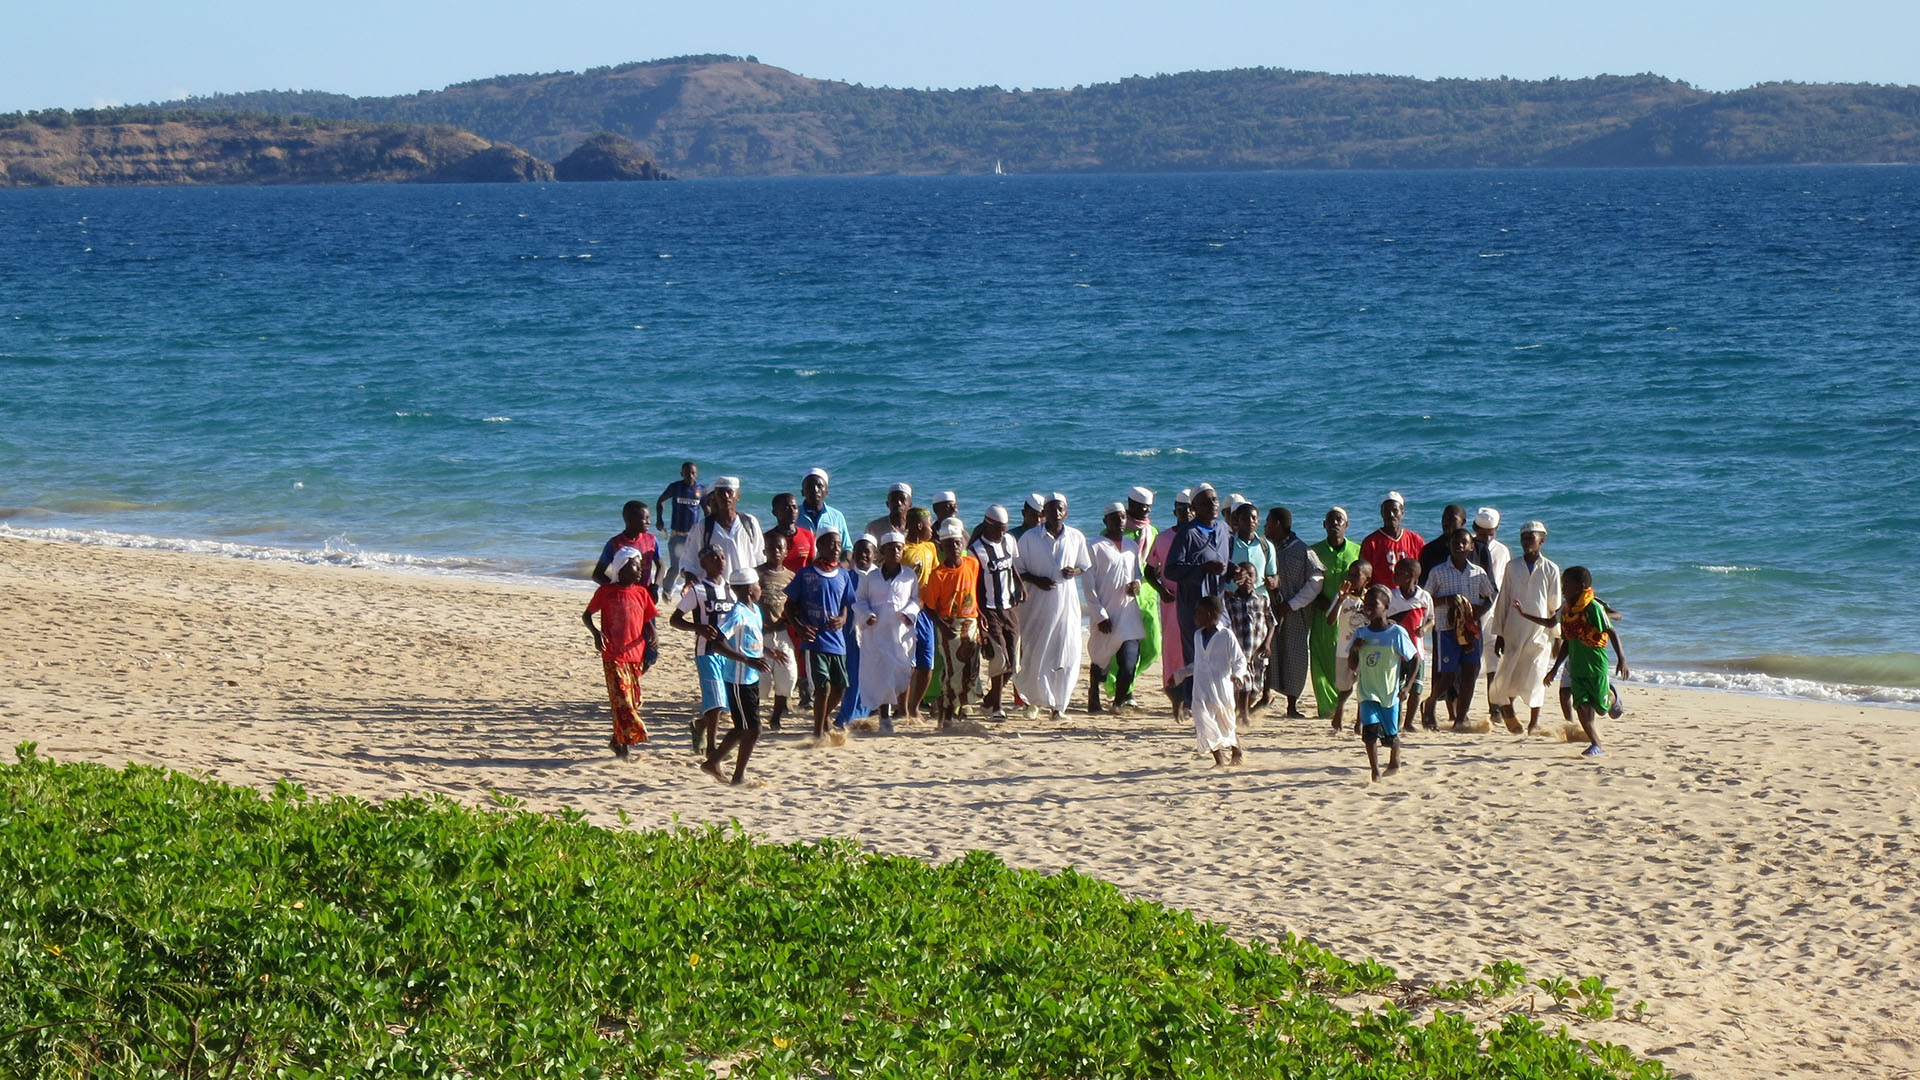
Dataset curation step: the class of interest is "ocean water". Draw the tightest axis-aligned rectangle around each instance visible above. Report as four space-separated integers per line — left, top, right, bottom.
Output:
2 168 1917 704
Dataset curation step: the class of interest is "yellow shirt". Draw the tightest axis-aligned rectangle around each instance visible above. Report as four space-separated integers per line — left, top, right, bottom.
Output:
902 540 938 585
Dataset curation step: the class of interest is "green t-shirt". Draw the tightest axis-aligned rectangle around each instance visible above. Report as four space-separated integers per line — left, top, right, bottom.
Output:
1351 623 1417 705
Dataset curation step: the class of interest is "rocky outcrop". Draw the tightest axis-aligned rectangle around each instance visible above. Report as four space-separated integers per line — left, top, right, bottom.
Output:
416 143 555 183
553 132 671 181
0 116 543 187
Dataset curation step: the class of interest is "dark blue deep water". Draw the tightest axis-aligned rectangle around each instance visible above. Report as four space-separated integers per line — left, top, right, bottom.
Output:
3 168 1917 701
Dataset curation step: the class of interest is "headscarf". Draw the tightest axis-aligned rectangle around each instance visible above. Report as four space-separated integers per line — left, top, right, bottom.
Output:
1561 587 1608 649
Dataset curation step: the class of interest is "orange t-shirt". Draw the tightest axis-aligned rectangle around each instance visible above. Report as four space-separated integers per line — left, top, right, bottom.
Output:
920 556 981 619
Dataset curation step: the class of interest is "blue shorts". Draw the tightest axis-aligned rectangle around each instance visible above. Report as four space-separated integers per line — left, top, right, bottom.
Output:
913 610 936 669
697 654 730 713
1436 631 1483 673
1359 700 1400 740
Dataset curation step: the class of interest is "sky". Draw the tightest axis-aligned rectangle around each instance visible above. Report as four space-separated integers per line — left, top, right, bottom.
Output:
6 0 1918 114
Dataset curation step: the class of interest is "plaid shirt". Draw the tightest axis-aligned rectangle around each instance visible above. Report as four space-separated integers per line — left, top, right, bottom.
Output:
1425 559 1496 630
1223 588 1275 655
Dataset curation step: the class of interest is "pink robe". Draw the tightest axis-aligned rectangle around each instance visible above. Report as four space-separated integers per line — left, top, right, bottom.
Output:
1146 526 1181 690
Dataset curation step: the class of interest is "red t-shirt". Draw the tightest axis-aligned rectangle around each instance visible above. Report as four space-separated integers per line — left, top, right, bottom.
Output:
780 526 817 574
586 582 657 664
1360 528 1425 591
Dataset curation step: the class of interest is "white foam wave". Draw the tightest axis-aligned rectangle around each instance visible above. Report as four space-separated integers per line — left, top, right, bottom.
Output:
1635 667 1920 708
1694 565 1759 574
0 524 588 592
792 369 821 377
1117 448 1159 458
481 416 512 423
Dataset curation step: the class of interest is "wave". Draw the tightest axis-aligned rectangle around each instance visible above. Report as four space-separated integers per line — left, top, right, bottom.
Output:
0 524 590 592
1636 652 1920 708
1693 564 1760 574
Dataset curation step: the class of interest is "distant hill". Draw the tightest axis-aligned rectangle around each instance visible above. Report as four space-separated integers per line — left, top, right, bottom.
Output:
175 56 1920 176
0 110 556 187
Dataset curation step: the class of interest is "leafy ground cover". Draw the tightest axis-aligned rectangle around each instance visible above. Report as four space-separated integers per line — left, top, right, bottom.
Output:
0 745 1666 1078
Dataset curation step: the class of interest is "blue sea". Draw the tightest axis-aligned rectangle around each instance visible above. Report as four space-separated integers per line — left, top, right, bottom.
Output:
2 168 1917 705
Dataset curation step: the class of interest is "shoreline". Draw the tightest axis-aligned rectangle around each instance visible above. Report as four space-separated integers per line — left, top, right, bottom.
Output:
2 534 1918 1078
5 521 1915 710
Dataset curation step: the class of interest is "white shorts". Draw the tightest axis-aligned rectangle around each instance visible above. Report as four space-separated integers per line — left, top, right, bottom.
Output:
766 639 798 696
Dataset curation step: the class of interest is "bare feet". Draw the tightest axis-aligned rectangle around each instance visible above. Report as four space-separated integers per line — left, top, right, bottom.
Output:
1229 745 1243 766
828 729 849 747
699 759 726 783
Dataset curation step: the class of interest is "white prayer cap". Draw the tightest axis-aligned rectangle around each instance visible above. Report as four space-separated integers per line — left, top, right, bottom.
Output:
985 504 1010 524
1520 520 1548 536
713 475 741 491
1175 488 1193 505
936 490 957 504
607 546 642 573
856 533 879 549
1104 501 1126 516
803 467 829 483
1048 491 1068 507
1474 507 1501 530
1225 493 1249 511
878 530 906 547
1127 485 1154 506
936 518 966 541
1193 482 1217 495
1383 490 1405 506
1025 492 1047 511
889 482 913 497
727 567 759 586
1329 506 1349 521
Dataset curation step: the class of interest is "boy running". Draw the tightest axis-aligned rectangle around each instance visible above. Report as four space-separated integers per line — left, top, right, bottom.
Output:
702 568 773 785
785 531 859 745
1349 584 1418 781
669 545 735 756
1539 566 1630 757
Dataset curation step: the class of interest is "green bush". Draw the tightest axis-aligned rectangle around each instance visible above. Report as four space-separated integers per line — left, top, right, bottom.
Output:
0 745 1664 1077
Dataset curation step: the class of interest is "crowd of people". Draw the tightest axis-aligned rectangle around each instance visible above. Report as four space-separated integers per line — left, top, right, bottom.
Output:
579 462 1629 785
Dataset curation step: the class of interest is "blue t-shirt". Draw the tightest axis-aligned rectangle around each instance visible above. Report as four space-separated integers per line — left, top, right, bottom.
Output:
717 603 764 686
784 565 858 655
660 479 705 534
1350 623 1417 706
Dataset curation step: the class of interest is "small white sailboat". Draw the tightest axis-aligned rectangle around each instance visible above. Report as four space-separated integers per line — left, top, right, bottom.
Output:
993 159 1005 175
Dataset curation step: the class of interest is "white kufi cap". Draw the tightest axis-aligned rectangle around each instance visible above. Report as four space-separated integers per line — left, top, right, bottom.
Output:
1127 486 1154 506
1474 507 1501 529
985 504 1010 524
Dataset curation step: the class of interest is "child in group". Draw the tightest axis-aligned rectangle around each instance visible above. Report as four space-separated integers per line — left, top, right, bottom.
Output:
1173 595 1245 767
783 530 859 746
703 568 773 785
1222 562 1275 726
835 535 878 731
1539 566 1630 757
1323 559 1373 733
1348 584 1418 781
757 533 798 731
581 547 659 758
1386 558 1433 728
670 545 737 756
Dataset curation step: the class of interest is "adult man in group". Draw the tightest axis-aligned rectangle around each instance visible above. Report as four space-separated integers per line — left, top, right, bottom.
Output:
1014 493 1091 719
1258 506 1323 719
968 505 1022 719
654 461 704 602
1487 521 1561 733
697 477 764 577
866 483 913 544
1360 491 1424 595
1471 507 1512 724
1424 528 1498 730
1100 486 1160 704
1011 493 1045 541
795 468 849 547
931 491 960 531
1308 507 1362 718
1163 484 1233 702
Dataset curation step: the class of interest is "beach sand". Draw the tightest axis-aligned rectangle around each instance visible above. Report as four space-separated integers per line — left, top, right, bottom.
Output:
2 534 1914 1078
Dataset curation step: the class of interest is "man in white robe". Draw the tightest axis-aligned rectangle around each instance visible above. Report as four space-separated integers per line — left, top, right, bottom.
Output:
1473 506 1512 725
1487 520 1561 732
1014 493 1092 718
853 531 921 724
1083 502 1146 713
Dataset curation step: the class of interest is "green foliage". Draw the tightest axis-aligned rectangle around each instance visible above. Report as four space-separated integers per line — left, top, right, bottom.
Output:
0 751 1666 1077
1577 976 1620 1020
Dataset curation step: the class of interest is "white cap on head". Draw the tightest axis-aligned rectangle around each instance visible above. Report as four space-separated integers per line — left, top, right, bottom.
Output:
607 546 642 574
1105 501 1126 516
1474 507 1501 530
1329 506 1349 521
1521 520 1548 536
936 490 956 504
856 533 879 549
713 476 741 491
1127 485 1154 506
936 518 965 541
804 467 829 483
1383 490 1405 506
1048 491 1068 507
727 567 759 586
1193 482 1217 496
889 482 912 497
878 530 906 547
1225 493 1249 511
1175 488 1193 505
985 504 1010 524
1025 492 1047 511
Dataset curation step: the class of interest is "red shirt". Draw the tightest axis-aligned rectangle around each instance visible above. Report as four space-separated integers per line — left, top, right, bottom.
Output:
1359 528 1425 591
779 526 817 573
586 582 657 664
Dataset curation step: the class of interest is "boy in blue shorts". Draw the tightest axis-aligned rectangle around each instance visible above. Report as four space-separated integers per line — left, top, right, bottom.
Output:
670 545 737 756
703 568 772 785
1349 584 1418 781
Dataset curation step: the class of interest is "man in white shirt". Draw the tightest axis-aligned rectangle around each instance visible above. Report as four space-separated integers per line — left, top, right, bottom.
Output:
1015 493 1092 719
698 476 764 577
1488 521 1563 733
1472 506 1512 726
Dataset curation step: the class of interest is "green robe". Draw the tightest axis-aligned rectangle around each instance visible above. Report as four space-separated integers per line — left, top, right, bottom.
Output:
1308 537 1362 716
1101 523 1159 698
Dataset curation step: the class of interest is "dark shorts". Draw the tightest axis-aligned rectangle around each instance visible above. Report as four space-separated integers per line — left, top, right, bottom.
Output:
809 650 849 690
727 682 761 731
913 610 936 669
978 606 1017 674
1436 631 1483 673
1359 700 1400 740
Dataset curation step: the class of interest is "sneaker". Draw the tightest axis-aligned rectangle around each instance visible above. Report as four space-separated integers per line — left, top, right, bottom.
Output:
1582 744 1606 757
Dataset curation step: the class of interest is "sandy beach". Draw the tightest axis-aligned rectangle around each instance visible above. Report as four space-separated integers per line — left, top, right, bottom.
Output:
2 534 1914 1078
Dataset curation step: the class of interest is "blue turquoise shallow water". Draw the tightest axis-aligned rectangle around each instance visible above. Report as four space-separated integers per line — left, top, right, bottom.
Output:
2 168 1917 703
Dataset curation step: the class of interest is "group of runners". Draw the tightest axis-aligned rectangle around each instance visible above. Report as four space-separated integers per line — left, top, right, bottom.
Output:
580 462 1629 784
